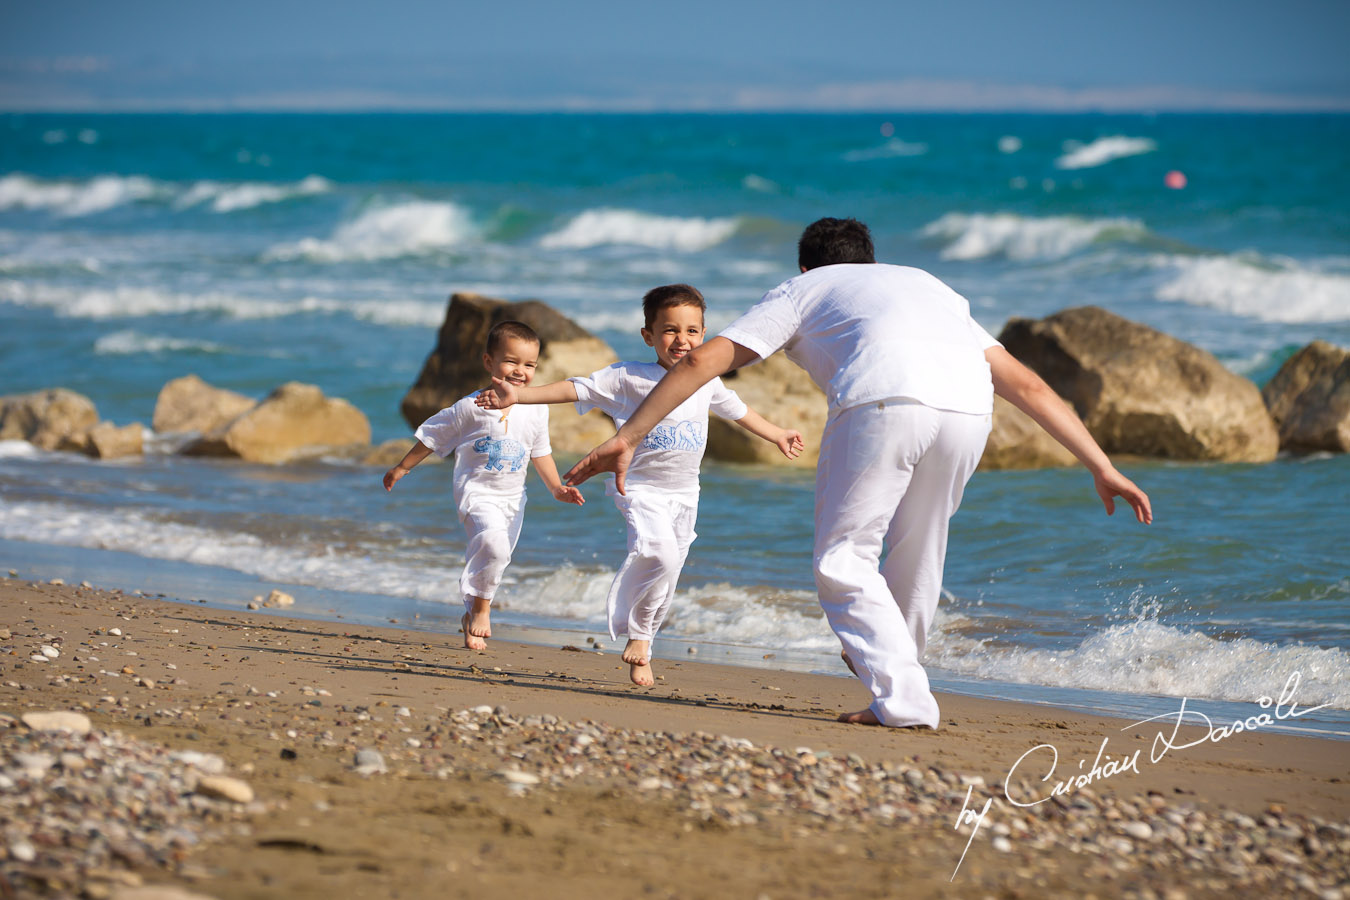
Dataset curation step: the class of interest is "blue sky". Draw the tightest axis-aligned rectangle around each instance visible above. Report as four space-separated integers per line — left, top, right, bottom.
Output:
2 0 1348 111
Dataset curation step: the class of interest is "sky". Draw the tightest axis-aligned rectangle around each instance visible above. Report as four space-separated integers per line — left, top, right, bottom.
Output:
2 0 1348 112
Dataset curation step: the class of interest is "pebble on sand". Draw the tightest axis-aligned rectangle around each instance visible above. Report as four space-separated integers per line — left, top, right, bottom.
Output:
354 747 387 775
194 775 255 804
263 589 295 609
22 710 93 734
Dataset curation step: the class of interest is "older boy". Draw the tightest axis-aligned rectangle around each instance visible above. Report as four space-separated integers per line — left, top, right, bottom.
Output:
478 284 803 686
384 320 584 650
564 219 1151 728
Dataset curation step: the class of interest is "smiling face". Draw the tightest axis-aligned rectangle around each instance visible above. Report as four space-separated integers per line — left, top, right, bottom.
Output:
641 303 706 370
481 335 540 387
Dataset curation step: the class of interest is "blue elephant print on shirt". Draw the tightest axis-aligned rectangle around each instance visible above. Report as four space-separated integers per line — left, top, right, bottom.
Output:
642 420 704 452
474 436 528 472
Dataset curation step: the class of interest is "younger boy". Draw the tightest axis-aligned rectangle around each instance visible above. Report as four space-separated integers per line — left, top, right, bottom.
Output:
384 320 584 650
477 284 803 686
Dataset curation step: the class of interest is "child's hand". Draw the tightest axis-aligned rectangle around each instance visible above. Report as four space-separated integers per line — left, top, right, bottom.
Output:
776 429 805 460
475 377 518 410
553 484 586 506
383 465 408 491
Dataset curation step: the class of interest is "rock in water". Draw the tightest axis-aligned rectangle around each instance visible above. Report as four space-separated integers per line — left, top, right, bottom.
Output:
0 388 99 450
181 382 371 464
83 421 144 459
194 775 254 803
706 351 824 467
400 293 618 454
263 589 295 608
21 711 93 734
153 374 256 434
998 306 1278 462
979 394 1078 470
1261 340 1350 453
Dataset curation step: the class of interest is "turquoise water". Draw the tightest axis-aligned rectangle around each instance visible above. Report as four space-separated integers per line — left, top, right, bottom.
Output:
2 113 1347 735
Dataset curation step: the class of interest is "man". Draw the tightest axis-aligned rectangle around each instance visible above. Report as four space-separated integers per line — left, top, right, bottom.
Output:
565 217 1151 728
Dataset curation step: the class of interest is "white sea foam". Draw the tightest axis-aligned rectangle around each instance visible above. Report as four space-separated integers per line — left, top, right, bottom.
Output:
921 212 1147 261
1055 135 1157 170
93 330 226 355
927 618 1350 710
842 138 929 162
0 173 159 217
1156 255 1350 323
741 174 780 193
997 135 1022 154
265 200 476 261
0 440 41 459
176 175 332 213
539 209 739 252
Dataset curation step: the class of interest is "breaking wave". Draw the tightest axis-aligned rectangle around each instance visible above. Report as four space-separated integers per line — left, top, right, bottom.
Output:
0 173 160 217
264 200 478 262
539 209 740 252
921 212 1148 261
1156 255 1350 323
1055 135 1158 170
175 175 333 213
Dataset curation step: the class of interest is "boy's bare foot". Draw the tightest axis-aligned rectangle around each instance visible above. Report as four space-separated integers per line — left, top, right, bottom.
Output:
623 639 654 687
838 707 881 725
462 598 491 651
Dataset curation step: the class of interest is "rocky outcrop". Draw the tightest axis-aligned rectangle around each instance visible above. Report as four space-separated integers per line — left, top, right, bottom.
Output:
153 375 256 434
401 293 617 454
998 307 1278 463
0 388 99 450
706 352 824 467
182 382 371 464
978 395 1078 470
83 421 144 459
1261 341 1350 453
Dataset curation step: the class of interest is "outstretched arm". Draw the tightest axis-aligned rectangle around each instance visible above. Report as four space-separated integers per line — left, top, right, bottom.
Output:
564 336 761 491
734 407 804 460
531 454 585 506
476 379 580 411
987 346 1152 524
383 441 434 491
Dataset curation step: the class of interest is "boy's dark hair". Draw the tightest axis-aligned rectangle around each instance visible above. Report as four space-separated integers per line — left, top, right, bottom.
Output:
797 217 876 270
641 283 706 330
485 320 541 355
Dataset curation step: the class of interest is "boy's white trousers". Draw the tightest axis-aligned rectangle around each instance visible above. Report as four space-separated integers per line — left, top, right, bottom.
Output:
606 486 698 641
813 400 990 728
458 491 526 610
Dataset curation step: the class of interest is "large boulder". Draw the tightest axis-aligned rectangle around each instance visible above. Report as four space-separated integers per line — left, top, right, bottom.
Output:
706 351 823 467
153 375 256 434
182 382 371 464
0 388 99 450
401 293 617 455
998 307 1278 463
1261 341 1350 453
978 395 1078 470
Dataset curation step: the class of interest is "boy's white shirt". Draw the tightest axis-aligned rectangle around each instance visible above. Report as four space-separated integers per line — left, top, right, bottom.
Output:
719 263 1002 417
413 395 551 514
570 361 747 494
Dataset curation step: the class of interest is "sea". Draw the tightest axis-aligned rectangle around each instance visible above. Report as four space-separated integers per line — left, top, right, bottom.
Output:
2 112 1348 739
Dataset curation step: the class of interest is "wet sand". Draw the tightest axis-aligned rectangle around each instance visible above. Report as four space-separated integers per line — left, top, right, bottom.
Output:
3 577 1347 899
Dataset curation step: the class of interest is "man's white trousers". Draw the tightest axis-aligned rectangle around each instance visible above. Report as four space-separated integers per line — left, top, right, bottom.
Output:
813 400 990 728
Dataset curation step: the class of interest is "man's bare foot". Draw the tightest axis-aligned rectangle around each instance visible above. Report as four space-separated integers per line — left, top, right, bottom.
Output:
840 649 858 677
462 598 491 651
838 708 882 725
623 639 654 687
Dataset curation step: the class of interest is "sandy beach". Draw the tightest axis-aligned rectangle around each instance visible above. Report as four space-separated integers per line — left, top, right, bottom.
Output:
2 575 1347 899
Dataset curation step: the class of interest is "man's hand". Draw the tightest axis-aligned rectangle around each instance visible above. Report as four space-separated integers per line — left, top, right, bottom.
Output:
475 376 518 410
564 434 635 494
383 465 408 492
777 429 805 460
553 484 586 506
1093 466 1152 524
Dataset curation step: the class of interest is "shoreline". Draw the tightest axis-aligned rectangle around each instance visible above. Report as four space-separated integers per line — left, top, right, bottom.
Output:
3 576 1348 898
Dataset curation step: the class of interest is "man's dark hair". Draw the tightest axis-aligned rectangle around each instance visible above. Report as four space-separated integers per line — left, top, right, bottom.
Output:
797 217 876 270
641 283 706 330
485 320 541 355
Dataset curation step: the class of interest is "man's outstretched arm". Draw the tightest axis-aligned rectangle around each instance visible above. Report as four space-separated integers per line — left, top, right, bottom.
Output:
563 336 760 492
986 346 1152 524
